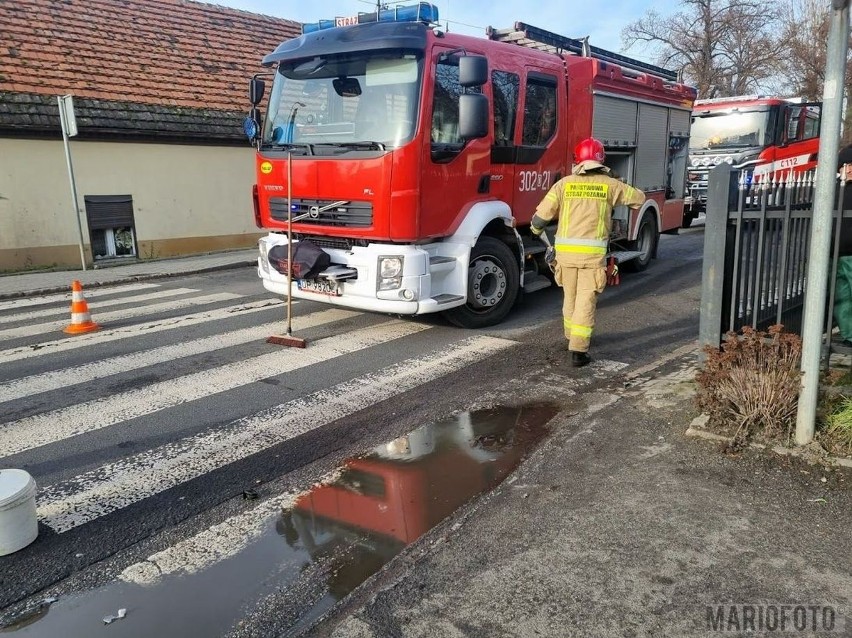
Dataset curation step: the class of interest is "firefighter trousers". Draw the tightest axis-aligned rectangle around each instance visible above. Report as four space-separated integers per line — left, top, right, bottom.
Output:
555 264 607 353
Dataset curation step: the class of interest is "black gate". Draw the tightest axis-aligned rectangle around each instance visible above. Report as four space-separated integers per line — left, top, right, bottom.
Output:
699 164 852 359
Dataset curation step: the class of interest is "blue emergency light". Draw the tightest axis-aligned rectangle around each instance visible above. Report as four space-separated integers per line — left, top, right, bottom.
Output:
302 2 439 34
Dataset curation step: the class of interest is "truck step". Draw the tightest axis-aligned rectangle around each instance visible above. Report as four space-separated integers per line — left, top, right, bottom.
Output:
523 272 552 293
429 255 457 273
609 250 643 264
430 294 465 305
521 236 547 256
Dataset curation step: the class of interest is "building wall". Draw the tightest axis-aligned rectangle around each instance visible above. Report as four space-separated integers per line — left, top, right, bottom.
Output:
0 138 262 270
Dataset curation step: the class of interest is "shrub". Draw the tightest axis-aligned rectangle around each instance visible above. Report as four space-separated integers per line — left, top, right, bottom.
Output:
822 396 852 456
696 325 802 448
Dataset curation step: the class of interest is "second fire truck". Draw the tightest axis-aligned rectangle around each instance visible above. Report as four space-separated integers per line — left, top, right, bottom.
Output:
247 3 697 327
683 95 822 226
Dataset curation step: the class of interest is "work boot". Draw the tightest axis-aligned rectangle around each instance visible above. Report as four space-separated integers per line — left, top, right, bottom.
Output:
570 351 592 368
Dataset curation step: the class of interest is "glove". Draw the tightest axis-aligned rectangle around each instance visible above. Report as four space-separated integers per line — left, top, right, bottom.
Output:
544 246 555 267
606 257 620 286
530 225 543 237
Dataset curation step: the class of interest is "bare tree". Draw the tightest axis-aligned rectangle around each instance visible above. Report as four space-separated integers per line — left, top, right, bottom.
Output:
776 0 852 143
621 0 784 98
776 0 831 99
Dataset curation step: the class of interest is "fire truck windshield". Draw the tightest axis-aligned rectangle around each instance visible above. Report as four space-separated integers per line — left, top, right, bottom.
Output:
262 52 423 151
689 109 771 150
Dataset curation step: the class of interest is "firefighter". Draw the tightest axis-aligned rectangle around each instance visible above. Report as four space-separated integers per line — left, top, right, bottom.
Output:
530 138 646 367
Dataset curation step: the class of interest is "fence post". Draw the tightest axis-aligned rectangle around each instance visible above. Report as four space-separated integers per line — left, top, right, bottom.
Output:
699 164 733 354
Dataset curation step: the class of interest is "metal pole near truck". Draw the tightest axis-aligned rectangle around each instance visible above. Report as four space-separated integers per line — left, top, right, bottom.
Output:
795 0 850 445
267 151 307 348
58 95 87 271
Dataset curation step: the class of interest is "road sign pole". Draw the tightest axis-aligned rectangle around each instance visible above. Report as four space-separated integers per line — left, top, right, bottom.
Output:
58 95 87 271
795 1 850 445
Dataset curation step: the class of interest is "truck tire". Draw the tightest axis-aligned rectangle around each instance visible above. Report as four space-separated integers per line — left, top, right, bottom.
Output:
443 236 520 328
682 212 696 228
623 213 658 272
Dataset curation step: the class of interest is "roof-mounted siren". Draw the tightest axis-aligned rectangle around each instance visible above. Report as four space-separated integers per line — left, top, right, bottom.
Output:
302 2 439 34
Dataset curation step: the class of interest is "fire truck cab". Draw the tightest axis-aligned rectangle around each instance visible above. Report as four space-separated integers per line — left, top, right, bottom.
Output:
248 3 696 328
683 95 821 226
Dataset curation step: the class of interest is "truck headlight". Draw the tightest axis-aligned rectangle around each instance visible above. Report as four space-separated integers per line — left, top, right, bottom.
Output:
379 256 403 278
378 256 403 291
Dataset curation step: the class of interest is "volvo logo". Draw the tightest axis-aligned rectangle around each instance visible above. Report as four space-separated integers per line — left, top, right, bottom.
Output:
307 200 350 219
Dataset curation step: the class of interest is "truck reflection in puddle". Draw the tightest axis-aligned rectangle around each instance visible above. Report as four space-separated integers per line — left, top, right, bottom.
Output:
278 402 558 608
0 403 558 637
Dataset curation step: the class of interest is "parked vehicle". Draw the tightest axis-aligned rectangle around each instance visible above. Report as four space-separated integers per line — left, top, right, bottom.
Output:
684 95 821 227
246 2 696 327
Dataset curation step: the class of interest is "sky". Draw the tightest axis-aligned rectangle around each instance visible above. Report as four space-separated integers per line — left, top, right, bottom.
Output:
210 0 672 64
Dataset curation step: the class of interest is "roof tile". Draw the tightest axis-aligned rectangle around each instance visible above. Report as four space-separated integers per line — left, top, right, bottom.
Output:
0 0 300 111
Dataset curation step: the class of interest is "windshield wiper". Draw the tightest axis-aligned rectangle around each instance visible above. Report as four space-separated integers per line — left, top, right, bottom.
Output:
266 142 314 155
315 141 387 151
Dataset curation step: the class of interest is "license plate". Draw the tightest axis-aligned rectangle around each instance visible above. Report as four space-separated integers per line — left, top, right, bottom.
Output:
297 279 341 296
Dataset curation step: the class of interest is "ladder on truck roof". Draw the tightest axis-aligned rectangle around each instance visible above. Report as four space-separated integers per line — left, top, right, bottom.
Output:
486 22 679 83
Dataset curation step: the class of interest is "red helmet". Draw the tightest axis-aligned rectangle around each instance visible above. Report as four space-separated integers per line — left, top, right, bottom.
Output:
574 137 605 164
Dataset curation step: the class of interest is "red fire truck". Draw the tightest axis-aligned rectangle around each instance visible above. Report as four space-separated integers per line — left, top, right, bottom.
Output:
246 3 696 327
683 95 822 226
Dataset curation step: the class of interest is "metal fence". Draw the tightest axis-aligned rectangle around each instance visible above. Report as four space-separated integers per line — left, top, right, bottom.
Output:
699 163 852 362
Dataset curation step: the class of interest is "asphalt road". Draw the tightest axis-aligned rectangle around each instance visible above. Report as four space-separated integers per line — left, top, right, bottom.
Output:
0 223 705 636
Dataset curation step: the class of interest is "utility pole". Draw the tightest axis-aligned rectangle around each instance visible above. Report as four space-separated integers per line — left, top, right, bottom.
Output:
795 0 850 445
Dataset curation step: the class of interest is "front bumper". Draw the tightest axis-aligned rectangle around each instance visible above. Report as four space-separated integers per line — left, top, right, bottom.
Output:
257 235 456 315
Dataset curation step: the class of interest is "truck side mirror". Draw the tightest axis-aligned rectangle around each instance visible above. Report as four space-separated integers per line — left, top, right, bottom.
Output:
459 93 488 139
459 55 488 87
249 78 266 106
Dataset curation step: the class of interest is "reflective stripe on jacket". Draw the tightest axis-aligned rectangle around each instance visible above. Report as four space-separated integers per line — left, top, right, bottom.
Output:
532 161 646 267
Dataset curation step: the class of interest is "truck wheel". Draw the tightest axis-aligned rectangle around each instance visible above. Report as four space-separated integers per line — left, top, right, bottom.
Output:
443 236 520 328
623 213 658 272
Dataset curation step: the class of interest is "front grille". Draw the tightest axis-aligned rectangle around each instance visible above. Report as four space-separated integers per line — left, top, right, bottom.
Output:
293 234 367 251
270 197 373 227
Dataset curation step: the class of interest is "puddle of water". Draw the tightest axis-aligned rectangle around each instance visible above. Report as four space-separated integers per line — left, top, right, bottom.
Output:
1 402 558 637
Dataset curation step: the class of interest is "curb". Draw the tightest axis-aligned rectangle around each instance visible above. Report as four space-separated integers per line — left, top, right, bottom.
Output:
0 260 256 301
685 416 852 469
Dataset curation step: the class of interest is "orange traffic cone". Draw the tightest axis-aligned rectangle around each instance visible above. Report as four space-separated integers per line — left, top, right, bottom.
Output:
63 280 100 334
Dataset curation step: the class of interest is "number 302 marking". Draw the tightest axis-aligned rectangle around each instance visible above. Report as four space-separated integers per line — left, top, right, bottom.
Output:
519 171 552 192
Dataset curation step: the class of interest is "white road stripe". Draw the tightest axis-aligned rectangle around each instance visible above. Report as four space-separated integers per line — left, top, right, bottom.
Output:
0 309 358 404
0 298 287 364
0 320 430 457
0 283 161 311
38 335 516 533
0 288 199 324
0 292 243 341
120 493 300 585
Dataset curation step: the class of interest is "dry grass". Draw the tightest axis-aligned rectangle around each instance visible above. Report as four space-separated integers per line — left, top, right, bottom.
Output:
822 396 852 457
696 325 802 448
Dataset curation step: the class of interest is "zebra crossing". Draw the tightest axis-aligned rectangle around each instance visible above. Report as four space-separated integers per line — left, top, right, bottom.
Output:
0 281 523 539
0 277 641 636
